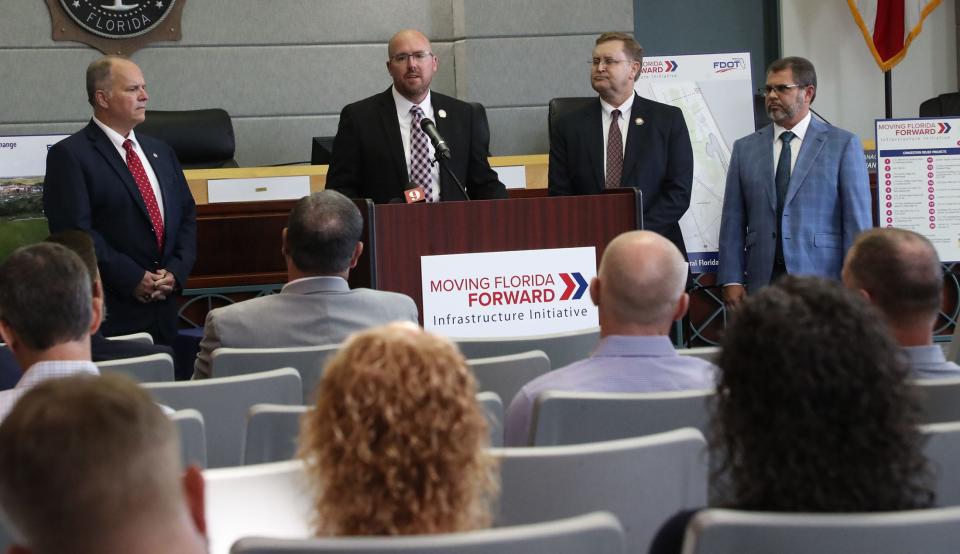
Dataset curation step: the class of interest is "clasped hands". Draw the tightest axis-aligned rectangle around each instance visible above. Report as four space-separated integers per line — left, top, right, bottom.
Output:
135 269 175 303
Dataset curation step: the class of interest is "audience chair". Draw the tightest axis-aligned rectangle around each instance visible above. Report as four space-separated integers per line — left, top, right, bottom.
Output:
676 346 720 365
455 328 599 370
680 506 960 554
211 344 340 405
136 108 238 169
548 97 596 148
230 512 625 554
96 352 175 382
477 391 504 448
494 428 707 554
145 368 302 468
171 408 207 469
204 460 313 554
105 331 154 344
243 394 505 465
914 377 960 424
919 92 960 117
922 421 960 506
467 350 551 408
531 389 714 447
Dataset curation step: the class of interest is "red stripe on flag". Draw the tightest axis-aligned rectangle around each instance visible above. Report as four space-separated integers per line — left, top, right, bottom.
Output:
872 0 906 62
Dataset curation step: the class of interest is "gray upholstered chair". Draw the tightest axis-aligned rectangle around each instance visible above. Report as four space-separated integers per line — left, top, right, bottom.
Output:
96 352 175 382
211 344 340 405
922 421 960 506
170 408 207 469
455 328 599 370
914 377 960 424
467 350 551 408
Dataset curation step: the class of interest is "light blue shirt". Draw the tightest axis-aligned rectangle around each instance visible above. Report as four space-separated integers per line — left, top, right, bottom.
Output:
503 335 716 446
903 345 960 380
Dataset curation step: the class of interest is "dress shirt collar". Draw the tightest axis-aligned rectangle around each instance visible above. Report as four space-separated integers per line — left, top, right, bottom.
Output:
18 360 100 389
902 345 951 367
592 335 678 358
282 275 350 295
392 86 433 120
772 110 812 143
93 115 141 149
599 93 635 120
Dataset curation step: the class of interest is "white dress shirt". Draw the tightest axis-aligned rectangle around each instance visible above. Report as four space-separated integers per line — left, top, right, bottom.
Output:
392 87 441 202
772 110 812 175
93 116 165 222
600 94 635 180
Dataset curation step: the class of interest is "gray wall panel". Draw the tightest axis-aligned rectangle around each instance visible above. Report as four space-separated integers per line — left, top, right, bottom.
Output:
486 107 549 155
455 36 597 108
0 50 103 123
453 0 631 37
233 116 340 167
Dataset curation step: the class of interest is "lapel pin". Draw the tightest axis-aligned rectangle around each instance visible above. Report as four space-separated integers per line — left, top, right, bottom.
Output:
635 117 644 126
152 152 158 158
437 109 447 119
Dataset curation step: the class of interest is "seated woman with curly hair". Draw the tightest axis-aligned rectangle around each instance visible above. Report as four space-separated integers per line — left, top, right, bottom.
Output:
298 322 497 536
649 275 934 554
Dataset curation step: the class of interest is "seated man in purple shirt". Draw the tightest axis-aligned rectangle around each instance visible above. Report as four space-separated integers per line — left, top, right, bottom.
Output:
504 230 716 446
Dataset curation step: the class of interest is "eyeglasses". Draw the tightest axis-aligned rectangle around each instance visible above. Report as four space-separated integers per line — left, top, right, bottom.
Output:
590 58 633 68
762 83 803 95
390 51 434 64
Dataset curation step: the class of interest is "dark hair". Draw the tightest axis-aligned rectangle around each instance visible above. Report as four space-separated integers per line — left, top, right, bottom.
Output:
286 190 363 275
46 230 98 286
0 243 92 350
767 56 817 102
845 228 942 326
711 275 933 511
595 32 644 81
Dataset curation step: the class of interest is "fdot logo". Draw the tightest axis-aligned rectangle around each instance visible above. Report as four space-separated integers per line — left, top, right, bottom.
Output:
713 58 745 73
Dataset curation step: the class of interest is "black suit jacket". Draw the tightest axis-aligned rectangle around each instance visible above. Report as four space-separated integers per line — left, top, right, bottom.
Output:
90 332 174 362
42 121 197 345
548 94 694 256
326 88 507 203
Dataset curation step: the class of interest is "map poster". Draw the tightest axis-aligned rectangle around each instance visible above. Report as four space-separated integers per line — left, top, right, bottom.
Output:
636 53 755 273
875 117 960 262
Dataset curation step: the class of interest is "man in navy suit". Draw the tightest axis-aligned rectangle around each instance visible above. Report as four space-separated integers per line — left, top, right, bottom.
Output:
718 57 871 308
43 56 196 346
327 29 506 203
548 32 693 258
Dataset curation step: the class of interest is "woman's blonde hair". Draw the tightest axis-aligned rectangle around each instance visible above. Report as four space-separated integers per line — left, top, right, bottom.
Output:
299 323 497 536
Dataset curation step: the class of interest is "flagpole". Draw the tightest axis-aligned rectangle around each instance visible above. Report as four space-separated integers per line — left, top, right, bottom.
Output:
884 70 893 118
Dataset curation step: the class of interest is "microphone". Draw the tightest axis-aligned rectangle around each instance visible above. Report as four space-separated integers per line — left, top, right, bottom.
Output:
403 181 427 204
420 118 451 160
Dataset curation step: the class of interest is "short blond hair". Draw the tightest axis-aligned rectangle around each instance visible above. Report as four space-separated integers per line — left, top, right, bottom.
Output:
299 323 497 536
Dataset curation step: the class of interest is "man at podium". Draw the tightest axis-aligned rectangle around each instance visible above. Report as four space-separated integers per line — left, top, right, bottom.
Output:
326 29 506 203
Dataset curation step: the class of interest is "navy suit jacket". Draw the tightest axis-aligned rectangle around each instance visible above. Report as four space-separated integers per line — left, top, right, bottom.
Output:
43 121 197 344
548 93 694 257
717 117 872 292
326 88 507 203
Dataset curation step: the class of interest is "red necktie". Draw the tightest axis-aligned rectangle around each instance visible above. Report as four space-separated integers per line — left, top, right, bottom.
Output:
606 109 623 188
123 139 164 251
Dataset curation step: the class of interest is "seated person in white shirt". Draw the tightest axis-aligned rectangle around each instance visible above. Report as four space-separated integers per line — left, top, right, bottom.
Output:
504 230 716 446
842 227 960 379
0 243 103 421
192 190 418 379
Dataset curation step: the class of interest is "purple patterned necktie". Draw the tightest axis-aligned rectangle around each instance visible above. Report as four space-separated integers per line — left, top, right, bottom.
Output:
409 105 435 202
605 109 623 189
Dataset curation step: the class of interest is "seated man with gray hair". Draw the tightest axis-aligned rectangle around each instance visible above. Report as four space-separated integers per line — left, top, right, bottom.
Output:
842 227 960 379
193 189 418 379
0 374 207 554
0 242 103 420
504 230 716 446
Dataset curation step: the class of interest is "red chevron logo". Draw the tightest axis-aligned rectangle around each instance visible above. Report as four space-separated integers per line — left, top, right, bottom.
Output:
938 122 952 133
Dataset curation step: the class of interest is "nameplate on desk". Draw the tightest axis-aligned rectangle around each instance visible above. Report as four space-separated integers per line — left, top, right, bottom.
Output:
493 165 527 189
207 176 310 203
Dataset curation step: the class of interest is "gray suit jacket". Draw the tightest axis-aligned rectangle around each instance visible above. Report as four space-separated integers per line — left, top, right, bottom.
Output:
192 276 418 379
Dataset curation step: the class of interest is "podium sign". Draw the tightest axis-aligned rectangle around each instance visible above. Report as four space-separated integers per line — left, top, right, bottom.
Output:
421 247 599 338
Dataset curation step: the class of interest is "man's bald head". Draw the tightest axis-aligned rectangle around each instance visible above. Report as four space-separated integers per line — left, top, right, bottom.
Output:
592 231 689 332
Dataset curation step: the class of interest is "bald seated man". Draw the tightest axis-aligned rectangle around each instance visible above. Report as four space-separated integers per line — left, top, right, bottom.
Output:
504 231 716 446
0 374 206 554
842 227 960 379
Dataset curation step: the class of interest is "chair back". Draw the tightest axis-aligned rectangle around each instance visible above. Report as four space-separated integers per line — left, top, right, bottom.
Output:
205 460 313 554
212 344 340 404
105 331 154 344
455 329 598 370
548 97 596 149
468 350 551 409
145 368 302 467
230 512 625 554
96 352 175 382
915 377 960 424
244 404 309 465
919 92 960 117
171 408 207 469
137 108 237 168
494 428 707 553
681 507 960 554
531 388 714 446
676 346 720 365
922 421 960 506
477 391 504 447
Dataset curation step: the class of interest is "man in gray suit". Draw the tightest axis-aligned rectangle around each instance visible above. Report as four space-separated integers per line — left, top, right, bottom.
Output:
192 190 418 379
